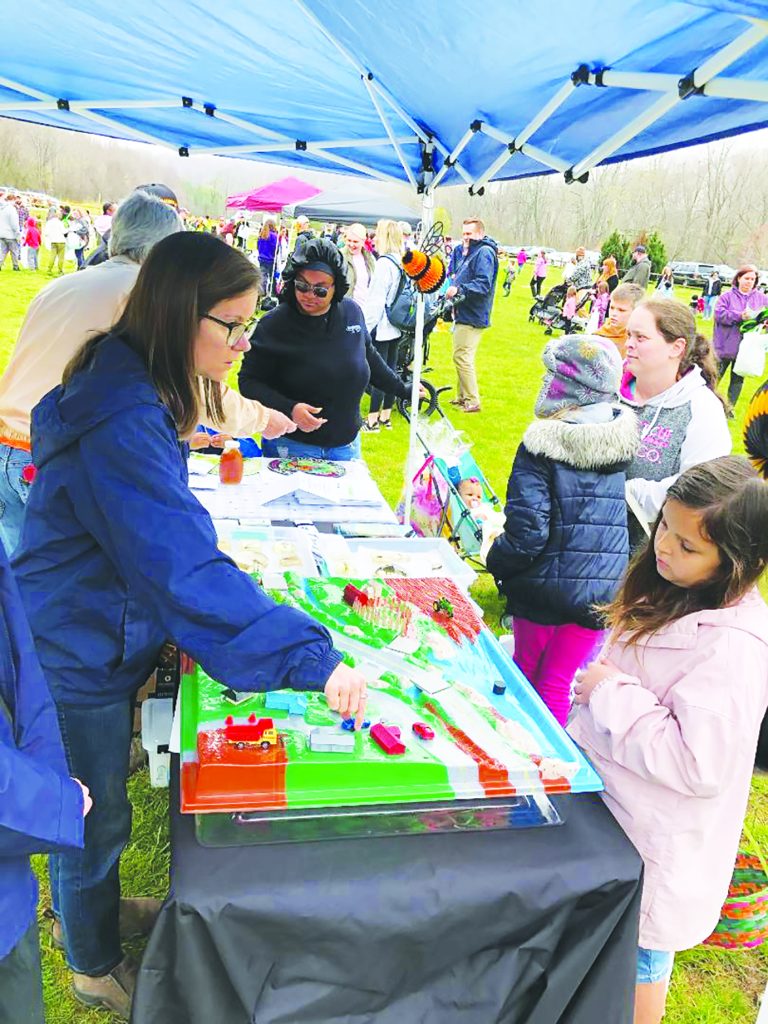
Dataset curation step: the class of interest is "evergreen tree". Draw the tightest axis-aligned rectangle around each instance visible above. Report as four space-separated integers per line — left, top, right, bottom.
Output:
600 230 631 272
644 231 667 274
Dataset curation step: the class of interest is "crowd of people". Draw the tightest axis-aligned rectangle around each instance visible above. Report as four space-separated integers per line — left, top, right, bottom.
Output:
0 181 766 1024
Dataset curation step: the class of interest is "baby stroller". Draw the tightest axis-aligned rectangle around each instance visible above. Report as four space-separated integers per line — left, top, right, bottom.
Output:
399 413 502 568
529 282 591 335
529 282 567 330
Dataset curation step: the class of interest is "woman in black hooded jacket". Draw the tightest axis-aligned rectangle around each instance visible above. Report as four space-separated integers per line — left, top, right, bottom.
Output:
239 237 410 460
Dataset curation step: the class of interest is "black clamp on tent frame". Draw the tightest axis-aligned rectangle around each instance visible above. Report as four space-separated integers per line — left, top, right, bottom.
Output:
295 140 307 151
564 166 589 185
179 146 189 157
203 103 216 117
678 71 705 99
570 64 590 87
57 98 70 111
593 68 608 88
417 136 436 193
469 119 483 133
181 96 193 108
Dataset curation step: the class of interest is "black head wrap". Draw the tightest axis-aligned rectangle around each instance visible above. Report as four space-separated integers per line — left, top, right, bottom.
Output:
280 236 349 305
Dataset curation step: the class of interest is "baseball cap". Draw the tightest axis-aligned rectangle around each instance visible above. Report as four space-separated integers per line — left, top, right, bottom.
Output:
135 183 179 208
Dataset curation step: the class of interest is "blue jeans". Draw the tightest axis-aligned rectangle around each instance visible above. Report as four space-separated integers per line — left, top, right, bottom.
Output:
261 434 362 462
636 946 674 985
50 698 134 976
0 444 33 557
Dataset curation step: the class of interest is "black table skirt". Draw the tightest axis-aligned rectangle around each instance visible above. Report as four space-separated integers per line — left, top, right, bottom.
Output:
132 763 642 1024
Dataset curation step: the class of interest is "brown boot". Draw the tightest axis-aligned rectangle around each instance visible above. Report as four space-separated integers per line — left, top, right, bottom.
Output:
119 897 162 939
72 957 136 1020
50 897 161 950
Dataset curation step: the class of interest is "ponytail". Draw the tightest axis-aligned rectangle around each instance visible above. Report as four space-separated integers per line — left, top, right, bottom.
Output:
640 297 728 411
680 331 726 409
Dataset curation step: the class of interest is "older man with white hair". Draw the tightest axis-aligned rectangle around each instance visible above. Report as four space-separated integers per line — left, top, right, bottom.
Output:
0 189 293 554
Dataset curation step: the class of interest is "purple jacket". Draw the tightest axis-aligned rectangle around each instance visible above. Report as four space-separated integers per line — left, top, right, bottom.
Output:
713 286 768 360
257 230 278 264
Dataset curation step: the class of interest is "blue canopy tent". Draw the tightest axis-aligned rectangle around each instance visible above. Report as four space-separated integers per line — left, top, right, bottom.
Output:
3 0 767 514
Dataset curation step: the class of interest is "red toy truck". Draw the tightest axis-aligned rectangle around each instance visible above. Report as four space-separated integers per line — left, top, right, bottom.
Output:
224 714 278 751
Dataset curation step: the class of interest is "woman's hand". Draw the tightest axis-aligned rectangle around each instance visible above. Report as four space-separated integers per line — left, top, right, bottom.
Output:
573 658 621 705
189 431 213 450
292 403 327 432
262 408 298 440
73 778 93 816
324 662 368 730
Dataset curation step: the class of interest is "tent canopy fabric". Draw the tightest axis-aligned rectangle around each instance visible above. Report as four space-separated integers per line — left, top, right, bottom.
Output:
3 2 768 195
286 188 419 226
225 176 321 211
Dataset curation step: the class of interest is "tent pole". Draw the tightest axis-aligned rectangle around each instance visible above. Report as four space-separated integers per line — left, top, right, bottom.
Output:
402 190 434 529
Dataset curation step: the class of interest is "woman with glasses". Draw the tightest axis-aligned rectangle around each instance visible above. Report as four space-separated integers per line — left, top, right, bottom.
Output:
12 232 368 1018
239 236 412 461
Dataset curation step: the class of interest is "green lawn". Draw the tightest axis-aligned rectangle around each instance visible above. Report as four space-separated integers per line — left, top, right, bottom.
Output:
0 258 765 1022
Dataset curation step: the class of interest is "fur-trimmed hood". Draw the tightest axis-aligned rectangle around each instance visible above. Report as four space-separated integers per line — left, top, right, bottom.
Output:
522 404 638 471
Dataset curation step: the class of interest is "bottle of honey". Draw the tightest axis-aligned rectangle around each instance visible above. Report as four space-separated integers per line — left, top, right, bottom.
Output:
219 440 244 485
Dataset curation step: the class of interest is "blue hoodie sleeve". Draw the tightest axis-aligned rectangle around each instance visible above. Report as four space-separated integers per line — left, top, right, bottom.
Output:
0 744 85 856
76 405 342 693
0 553 84 857
486 445 551 580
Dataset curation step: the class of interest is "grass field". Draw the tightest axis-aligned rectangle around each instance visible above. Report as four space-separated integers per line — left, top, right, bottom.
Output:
0 256 766 1022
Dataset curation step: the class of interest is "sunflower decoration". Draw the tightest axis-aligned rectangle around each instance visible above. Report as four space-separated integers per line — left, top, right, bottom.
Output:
744 379 768 480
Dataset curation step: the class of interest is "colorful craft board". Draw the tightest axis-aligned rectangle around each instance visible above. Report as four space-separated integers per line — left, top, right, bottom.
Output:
267 457 345 477
180 576 602 813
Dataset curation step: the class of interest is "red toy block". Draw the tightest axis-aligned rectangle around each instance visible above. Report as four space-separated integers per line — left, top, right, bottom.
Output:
370 722 406 755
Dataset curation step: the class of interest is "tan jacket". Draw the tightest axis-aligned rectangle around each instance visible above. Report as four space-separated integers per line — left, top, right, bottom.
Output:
0 257 268 444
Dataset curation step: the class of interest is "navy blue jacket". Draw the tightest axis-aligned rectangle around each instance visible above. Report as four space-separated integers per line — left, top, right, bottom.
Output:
13 335 342 707
486 408 638 629
0 545 83 958
452 236 499 328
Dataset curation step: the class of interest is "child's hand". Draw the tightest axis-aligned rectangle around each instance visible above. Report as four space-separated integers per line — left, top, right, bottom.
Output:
73 778 92 816
324 663 368 730
573 658 621 705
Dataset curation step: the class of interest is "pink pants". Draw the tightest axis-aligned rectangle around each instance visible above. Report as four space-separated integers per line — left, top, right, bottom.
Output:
512 617 605 726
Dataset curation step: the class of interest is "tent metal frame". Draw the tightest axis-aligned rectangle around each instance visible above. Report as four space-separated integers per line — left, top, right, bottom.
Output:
0 15 765 193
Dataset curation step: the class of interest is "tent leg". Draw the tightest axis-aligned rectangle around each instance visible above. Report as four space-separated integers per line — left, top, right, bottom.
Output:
402 191 434 527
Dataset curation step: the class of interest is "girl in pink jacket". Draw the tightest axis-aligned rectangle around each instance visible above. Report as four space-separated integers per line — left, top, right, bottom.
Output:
568 456 768 1024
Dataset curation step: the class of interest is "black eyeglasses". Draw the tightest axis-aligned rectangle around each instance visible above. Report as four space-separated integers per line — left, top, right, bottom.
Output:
201 313 257 347
295 278 333 298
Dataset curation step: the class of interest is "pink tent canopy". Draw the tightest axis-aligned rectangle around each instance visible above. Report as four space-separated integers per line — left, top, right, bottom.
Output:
225 175 321 211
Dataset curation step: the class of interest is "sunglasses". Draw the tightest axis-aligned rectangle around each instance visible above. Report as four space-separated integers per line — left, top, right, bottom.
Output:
295 278 333 298
202 313 257 347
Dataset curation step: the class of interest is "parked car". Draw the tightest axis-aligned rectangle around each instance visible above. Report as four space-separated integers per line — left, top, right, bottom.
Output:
669 261 734 287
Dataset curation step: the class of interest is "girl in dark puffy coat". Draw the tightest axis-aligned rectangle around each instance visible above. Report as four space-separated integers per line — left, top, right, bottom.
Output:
486 335 638 725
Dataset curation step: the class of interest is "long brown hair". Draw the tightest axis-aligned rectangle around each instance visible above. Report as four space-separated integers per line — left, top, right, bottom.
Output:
638 297 725 408
259 218 276 241
604 457 768 643
64 232 260 436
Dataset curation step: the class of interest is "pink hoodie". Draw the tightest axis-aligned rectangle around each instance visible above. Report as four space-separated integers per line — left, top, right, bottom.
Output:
568 588 768 951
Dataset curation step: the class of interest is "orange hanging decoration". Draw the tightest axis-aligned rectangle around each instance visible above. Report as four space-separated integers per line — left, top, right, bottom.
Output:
402 248 429 280
418 254 446 293
402 249 446 294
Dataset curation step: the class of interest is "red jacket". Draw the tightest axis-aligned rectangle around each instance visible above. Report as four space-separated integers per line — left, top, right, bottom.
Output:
24 219 41 248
